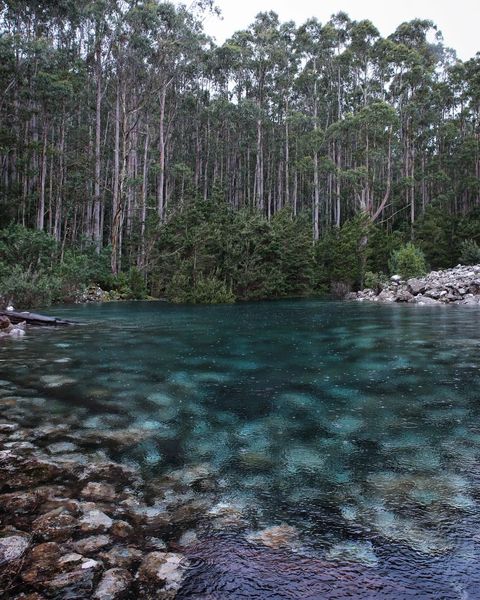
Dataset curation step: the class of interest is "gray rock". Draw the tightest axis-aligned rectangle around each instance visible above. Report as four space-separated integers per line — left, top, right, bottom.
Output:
81 482 117 502
32 508 78 542
407 278 425 295
93 568 132 600
99 545 143 569
73 535 112 555
0 535 29 564
47 442 78 454
79 510 113 534
136 552 190 597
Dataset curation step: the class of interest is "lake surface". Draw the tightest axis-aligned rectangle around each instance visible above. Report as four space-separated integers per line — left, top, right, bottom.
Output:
2 300 480 598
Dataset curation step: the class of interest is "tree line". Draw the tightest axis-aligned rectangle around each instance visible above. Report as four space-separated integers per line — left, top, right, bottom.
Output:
0 1 479 305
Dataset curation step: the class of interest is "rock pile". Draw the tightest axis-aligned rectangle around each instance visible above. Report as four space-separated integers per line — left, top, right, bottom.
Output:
75 285 110 304
346 264 480 305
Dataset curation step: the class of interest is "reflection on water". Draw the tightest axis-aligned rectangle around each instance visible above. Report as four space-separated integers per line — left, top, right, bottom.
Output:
2 299 480 598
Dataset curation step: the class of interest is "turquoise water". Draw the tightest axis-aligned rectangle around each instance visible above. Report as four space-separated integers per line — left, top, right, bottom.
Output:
2 300 480 598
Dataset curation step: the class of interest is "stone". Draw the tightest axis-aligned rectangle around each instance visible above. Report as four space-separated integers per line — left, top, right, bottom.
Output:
395 290 414 303
47 442 78 454
137 552 189 597
21 542 62 586
178 530 198 548
32 508 78 541
247 524 300 550
0 491 39 513
93 568 133 600
73 535 112 555
79 509 113 534
81 482 117 502
0 535 30 564
99 546 143 569
407 278 426 295
111 520 134 539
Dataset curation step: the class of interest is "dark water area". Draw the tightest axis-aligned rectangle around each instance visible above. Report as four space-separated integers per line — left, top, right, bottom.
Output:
2 299 480 598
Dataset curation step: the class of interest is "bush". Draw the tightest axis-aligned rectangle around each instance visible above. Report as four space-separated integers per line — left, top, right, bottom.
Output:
459 239 480 266
364 271 387 292
389 243 427 280
0 266 62 309
167 272 234 304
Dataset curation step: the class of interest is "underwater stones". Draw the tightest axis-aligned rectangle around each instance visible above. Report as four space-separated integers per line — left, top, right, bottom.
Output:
284 445 325 474
111 520 134 540
136 552 190 598
21 542 63 586
0 534 30 564
247 524 300 551
99 546 143 570
329 415 363 435
32 508 78 542
93 568 132 600
177 529 198 548
73 535 112 555
47 442 78 454
72 428 147 450
326 540 378 567
81 482 117 503
39 375 76 388
167 463 213 487
79 509 113 534
207 501 247 529
0 491 39 514
42 557 101 597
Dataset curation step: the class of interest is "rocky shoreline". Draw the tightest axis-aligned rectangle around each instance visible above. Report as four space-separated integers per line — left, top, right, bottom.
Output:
346 264 480 305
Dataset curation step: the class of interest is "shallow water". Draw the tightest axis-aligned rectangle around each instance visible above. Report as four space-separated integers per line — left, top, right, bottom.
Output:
2 299 480 598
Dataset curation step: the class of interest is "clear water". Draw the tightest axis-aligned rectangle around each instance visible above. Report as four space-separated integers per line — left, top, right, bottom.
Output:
2 300 480 598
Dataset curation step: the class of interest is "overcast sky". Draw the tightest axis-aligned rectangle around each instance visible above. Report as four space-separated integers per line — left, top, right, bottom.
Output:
202 0 479 61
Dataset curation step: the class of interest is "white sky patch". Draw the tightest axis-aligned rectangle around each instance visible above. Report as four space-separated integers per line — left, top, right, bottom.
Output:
201 0 479 61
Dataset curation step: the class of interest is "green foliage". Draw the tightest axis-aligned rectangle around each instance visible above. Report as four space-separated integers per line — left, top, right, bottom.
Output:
459 239 480 266
389 243 427 280
0 266 62 308
364 271 387 291
414 203 456 269
152 199 316 303
317 214 370 291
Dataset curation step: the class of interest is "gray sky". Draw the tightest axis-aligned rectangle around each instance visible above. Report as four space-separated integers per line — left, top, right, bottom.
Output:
202 0 479 60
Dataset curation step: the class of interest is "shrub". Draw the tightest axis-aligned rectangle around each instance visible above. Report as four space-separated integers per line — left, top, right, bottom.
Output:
364 271 387 292
0 266 61 309
459 239 480 266
389 243 427 280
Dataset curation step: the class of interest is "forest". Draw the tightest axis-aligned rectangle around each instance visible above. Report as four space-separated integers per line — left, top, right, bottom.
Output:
0 0 479 306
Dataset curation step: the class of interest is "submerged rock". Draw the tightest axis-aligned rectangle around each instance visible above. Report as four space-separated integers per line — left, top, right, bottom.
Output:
32 508 78 542
0 534 30 564
326 540 378 567
136 552 190 597
247 524 300 550
81 482 117 502
79 510 113 534
93 568 132 600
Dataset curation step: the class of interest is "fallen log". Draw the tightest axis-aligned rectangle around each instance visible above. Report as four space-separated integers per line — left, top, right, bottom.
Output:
0 310 79 326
